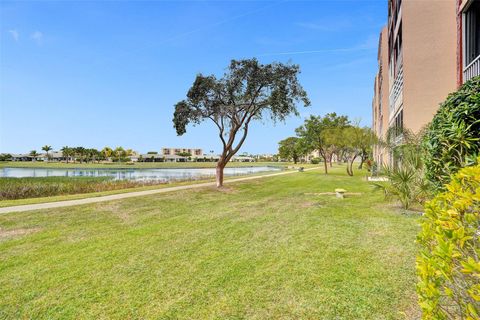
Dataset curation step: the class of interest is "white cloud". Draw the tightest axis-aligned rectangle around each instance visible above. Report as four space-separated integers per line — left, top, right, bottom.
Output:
296 18 352 32
8 30 19 42
31 31 43 44
258 34 379 57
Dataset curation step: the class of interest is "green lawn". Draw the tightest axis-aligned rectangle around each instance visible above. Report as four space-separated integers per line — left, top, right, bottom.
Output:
0 167 420 319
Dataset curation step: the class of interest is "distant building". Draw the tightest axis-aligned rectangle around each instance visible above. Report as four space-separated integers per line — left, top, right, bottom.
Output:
10 151 68 162
372 26 390 165
161 148 203 157
373 0 458 164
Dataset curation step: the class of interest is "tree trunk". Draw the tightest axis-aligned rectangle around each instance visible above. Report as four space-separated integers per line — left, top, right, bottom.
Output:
347 154 357 176
322 156 328 174
216 162 225 187
358 157 365 169
329 153 333 167
347 160 354 176
358 154 367 169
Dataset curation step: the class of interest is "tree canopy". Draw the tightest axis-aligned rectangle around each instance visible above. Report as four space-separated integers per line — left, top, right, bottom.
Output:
295 113 350 173
278 137 305 164
173 58 310 187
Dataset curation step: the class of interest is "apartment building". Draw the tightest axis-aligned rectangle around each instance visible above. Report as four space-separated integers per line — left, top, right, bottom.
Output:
372 26 390 165
161 147 203 157
372 0 458 164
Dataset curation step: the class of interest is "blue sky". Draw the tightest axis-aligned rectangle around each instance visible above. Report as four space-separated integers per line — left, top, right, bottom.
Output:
0 0 386 154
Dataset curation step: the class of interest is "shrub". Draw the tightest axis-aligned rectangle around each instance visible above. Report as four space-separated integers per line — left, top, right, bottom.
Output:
416 161 480 319
423 76 480 190
310 157 320 164
373 129 430 210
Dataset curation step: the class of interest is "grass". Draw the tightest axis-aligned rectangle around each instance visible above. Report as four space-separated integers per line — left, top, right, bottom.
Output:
0 161 311 169
0 166 421 319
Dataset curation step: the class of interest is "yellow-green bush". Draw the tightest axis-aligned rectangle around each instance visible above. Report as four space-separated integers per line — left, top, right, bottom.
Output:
417 162 480 319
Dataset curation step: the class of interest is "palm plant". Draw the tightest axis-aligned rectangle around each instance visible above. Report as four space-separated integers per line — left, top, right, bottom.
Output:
29 150 38 161
42 145 52 160
373 127 431 210
61 146 72 163
75 147 86 163
101 147 113 161
113 147 126 162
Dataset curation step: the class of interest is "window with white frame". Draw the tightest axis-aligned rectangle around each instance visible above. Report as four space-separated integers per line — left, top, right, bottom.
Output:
464 0 480 66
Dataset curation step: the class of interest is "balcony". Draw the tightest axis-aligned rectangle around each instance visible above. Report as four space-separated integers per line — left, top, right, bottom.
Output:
464 54 480 82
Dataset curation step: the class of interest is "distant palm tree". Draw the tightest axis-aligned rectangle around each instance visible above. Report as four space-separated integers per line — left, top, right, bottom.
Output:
42 145 52 161
113 147 126 162
61 146 72 163
101 147 113 161
86 148 99 163
75 147 86 163
29 150 39 161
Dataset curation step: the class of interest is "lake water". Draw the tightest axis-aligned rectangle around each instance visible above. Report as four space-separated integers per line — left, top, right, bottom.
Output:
0 166 281 181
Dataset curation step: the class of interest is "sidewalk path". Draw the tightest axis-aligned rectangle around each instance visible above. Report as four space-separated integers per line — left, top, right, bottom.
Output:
0 167 320 214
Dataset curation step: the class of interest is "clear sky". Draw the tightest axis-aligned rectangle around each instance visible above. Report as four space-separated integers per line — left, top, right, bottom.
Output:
0 0 386 155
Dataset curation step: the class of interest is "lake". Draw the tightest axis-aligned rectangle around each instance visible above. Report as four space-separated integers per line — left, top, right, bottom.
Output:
0 166 281 181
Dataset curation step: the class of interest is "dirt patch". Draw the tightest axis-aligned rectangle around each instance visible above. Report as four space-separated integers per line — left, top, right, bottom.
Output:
94 201 133 222
299 201 315 208
214 186 239 194
399 293 422 320
0 227 39 240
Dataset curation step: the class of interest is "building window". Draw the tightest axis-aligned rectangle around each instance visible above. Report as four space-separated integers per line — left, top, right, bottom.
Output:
464 0 480 66
393 109 403 137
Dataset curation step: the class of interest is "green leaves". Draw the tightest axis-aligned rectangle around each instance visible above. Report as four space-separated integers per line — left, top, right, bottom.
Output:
416 162 480 319
172 58 310 186
278 137 305 163
423 76 480 190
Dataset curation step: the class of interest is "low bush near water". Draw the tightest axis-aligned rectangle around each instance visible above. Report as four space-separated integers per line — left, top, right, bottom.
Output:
0 177 167 200
416 162 480 319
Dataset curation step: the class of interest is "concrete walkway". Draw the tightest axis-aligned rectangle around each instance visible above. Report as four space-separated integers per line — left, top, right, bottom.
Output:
0 167 320 214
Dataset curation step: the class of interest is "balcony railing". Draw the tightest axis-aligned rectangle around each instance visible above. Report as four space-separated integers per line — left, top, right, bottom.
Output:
464 54 480 82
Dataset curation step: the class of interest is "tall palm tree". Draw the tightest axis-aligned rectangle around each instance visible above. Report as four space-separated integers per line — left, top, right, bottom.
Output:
42 145 52 161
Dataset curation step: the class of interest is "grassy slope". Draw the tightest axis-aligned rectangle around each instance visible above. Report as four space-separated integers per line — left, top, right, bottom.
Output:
0 167 420 319
0 161 307 169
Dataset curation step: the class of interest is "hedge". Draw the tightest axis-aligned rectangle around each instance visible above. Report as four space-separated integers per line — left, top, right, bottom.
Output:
423 76 480 190
416 161 480 319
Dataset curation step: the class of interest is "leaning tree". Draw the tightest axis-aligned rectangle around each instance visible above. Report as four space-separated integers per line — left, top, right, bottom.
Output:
173 58 310 187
